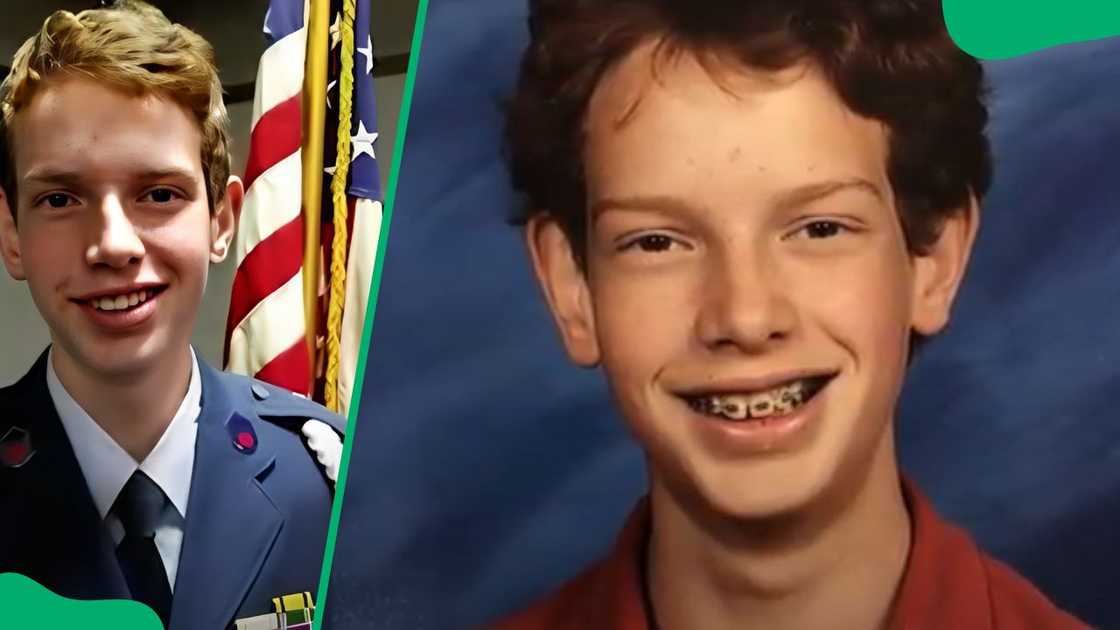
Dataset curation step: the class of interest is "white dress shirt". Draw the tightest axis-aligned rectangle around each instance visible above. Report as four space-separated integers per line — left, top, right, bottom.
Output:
47 348 202 591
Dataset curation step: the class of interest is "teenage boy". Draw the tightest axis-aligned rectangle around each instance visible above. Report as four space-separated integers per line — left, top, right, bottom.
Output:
496 0 1087 628
0 3 342 629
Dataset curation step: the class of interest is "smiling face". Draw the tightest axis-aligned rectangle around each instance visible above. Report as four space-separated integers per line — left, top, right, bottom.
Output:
528 47 977 521
0 75 236 383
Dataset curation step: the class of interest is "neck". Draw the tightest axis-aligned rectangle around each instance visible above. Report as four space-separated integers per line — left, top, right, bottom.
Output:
52 345 193 462
647 427 910 630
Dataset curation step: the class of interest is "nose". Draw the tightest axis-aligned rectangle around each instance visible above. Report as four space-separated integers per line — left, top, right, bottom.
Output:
85 196 145 268
694 245 797 354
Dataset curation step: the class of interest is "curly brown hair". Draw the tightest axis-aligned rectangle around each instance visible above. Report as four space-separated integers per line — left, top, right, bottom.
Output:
505 0 991 265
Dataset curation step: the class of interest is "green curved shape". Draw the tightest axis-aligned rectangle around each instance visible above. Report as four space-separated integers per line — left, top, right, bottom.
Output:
0 573 162 630
944 0 1120 59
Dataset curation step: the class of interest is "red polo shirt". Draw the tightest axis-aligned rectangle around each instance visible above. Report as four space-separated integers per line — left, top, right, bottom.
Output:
492 479 1089 630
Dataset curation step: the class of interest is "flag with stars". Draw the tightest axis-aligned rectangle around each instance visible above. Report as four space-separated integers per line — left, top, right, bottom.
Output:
225 0 383 416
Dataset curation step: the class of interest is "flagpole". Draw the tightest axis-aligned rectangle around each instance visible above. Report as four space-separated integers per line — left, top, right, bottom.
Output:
301 0 331 387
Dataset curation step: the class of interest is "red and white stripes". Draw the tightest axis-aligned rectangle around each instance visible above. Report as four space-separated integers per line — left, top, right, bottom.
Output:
224 25 312 395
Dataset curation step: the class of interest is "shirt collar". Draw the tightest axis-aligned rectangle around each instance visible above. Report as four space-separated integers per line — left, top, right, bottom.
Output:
886 476 992 629
575 478 995 630
47 348 202 520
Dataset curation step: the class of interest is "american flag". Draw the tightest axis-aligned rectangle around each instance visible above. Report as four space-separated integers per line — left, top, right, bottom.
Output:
224 0 382 416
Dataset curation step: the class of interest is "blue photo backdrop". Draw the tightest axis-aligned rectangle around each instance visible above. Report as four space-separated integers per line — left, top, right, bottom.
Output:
324 1 1120 627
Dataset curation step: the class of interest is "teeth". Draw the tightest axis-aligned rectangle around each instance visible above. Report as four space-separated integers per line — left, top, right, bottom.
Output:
773 395 794 414
696 379 818 421
90 289 154 311
748 393 774 418
719 397 749 420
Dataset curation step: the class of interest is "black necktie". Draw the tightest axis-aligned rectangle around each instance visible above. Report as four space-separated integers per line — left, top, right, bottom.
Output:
113 470 173 627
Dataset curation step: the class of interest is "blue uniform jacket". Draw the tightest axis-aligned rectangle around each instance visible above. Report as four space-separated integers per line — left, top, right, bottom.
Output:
0 349 344 629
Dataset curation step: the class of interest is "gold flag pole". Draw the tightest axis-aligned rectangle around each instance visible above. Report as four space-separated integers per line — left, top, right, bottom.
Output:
301 0 331 387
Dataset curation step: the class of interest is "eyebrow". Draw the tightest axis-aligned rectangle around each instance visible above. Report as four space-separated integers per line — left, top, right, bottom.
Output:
590 177 884 218
21 169 84 188
22 167 201 188
773 178 884 211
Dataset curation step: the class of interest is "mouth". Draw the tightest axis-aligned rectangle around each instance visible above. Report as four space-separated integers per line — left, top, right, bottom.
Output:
77 286 167 313
681 373 836 423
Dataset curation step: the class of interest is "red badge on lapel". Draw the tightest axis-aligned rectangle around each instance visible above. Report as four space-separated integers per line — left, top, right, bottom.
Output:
0 426 35 468
226 413 258 454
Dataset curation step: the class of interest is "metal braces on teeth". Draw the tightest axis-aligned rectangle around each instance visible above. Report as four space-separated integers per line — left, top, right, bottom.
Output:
696 381 808 420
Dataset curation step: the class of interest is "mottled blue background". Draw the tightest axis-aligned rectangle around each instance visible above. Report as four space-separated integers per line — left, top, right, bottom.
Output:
324 1 1120 627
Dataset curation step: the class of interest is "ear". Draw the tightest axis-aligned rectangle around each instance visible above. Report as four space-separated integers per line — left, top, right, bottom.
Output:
210 176 243 263
525 213 600 366
910 195 980 335
0 189 26 281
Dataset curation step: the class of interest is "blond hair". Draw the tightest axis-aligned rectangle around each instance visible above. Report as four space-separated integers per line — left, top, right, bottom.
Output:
0 0 230 212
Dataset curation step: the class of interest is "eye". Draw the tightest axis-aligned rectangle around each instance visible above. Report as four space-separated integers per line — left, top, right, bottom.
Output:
141 188 180 203
41 193 78 209
791 220 851 240
806 221 843 238
636 234 673 252
619 233 686 253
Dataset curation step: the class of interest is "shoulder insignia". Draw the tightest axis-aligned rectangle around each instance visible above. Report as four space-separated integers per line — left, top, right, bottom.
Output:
249 379 346 435
242 379 346 485
301 420 343 484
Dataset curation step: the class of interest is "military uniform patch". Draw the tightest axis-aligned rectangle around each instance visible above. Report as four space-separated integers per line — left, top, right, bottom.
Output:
226 412 259 454
0 426 35 468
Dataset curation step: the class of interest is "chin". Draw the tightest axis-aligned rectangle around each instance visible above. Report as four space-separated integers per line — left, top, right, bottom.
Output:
667 453 842 525
722 480 825 523
69 334 171 379
79 351 152 380
703 483 824 523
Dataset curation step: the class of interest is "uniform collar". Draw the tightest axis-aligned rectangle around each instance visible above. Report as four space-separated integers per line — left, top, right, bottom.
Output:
46 347 202 520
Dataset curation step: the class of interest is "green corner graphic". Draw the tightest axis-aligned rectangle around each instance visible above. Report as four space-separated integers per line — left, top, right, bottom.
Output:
944 0 1120 59
0 573 162 629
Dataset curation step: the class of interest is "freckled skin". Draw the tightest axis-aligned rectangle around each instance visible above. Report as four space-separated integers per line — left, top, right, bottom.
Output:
585 57 913 520
532 46 974 523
